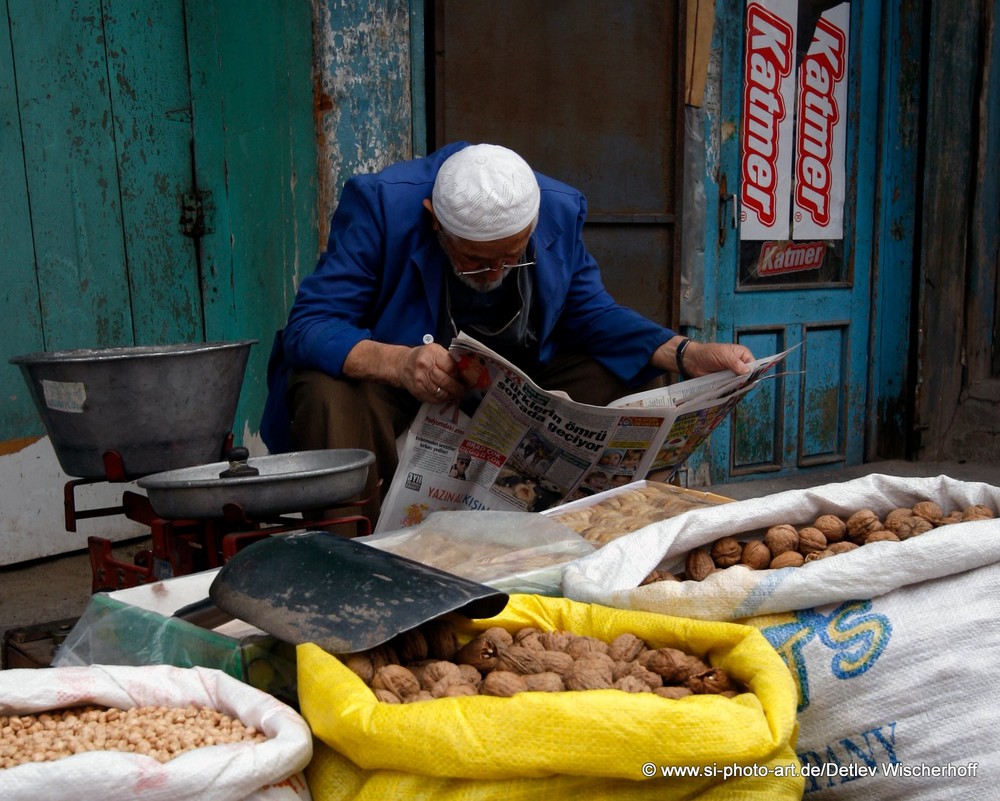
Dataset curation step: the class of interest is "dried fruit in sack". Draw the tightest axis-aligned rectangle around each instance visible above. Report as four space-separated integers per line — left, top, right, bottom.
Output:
480 670 528 697
963 504 995 521
710 536 743 567
538 630 573 652
797 526 828 555
685 547 716 581
511 627 543 650
846 509 884 543
372 665 421 701
893 515 933 540
641 647 707 683
563 660 614 691
764 524 799 556
770 551 805 569
455 635 503 673
827 541 859 554
912 501 944 524
804 548 834 563
884 507 914 533
419 660 463 691
741 540 772 569
564 635 611 659
865 529 901 544
613 660 664 690
496 646 548 675
686 668 735 695
813 514 847 543
534 649 575 676
523 672 565 692
484 626 516 648
608 632 646 662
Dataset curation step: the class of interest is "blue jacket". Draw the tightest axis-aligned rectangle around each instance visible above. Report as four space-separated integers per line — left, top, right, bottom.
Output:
260 143 676 453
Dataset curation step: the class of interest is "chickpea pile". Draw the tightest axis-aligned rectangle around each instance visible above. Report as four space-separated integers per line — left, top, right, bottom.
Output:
0 704 266 768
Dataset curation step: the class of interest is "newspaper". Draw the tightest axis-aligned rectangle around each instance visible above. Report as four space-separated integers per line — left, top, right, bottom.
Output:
375 332 793 533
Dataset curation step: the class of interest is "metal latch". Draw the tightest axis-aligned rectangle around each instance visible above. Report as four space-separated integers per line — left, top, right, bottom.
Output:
180 191 215 238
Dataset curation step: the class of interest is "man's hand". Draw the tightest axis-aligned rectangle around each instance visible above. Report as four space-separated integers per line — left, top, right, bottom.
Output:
654 335 755 378
343 340 463 403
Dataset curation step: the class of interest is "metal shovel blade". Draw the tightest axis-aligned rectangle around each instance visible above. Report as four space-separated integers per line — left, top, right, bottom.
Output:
208 530 509 654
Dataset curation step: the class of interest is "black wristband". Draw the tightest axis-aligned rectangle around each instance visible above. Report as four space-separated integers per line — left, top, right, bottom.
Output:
675 338 692 380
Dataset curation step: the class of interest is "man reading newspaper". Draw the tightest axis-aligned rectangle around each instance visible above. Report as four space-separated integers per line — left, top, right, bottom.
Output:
261 143 754 525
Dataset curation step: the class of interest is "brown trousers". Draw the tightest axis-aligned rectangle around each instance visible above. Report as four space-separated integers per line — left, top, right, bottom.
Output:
287 350 662 529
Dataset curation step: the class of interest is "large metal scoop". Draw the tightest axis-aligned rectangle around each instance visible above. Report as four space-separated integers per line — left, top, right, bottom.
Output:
199 531 509 654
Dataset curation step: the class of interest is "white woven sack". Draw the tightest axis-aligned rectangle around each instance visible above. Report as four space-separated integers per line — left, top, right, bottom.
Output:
0 664 313 801
561 474 1000 621
744 558 1000 799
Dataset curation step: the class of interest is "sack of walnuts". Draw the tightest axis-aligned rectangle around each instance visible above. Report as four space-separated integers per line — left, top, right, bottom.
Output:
0 664 313 801
562 474 1000 622
297 594 803 800
742 557 1000 800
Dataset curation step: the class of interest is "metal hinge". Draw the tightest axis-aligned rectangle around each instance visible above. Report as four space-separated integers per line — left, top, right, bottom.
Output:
179 191 215 238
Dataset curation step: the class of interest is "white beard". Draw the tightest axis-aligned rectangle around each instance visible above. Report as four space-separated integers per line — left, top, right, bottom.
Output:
453 268 508 293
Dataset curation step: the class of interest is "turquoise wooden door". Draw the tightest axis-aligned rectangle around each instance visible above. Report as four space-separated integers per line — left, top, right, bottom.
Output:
691 0 882 485
1 0 316 447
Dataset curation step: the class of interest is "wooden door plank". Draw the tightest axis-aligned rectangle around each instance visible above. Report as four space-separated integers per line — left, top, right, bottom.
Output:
103 0 202 344
186 0 317 440
9 0 132 349
0 3 46 437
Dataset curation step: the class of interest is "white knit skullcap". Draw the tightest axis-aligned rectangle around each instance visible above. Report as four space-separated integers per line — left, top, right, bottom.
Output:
432 144 540 241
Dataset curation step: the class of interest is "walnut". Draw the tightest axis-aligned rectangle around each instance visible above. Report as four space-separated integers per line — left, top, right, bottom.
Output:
894 515 933 540
740 540 772 569
457 663 483 687
369 643 399 669
455 635 502 672
421 619 459 660
411 690 434 703
374 688 401 704
865 529 900 544
613 675 652 693
827 541 859 555
511 627 542 649
480 670 528 697
846 509 884 543
574 651 615 674
534 649 575 676
371 664 421 701
769 550 804 569
522 672 565 692
797 526 828 555
804 548 834 563
564 635 610 659
341 652 376 684
564 662 614 691
883 507 914 533
710 537 743 568
484 626 515 649
608 633 647 662
911 501 944 524
813 514 847 543
938 511 965 525
419 660 463 691
963 504 996 521
390 627 428 664
537 631 573 651
440 683 478 698
641 568 679 585
496 645 548 675
654 686 693 700
642 648 704 682
613 660 663 690
686 668 735 695
764 524 799 556
685 547 716 581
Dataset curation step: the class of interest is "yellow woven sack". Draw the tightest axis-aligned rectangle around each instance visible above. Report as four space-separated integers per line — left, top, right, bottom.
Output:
299 595 803 800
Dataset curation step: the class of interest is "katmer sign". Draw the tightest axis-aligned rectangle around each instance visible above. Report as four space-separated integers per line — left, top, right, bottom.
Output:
740 0 849 261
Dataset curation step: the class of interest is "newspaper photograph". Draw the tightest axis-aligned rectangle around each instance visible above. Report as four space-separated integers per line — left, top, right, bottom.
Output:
375 333 793 533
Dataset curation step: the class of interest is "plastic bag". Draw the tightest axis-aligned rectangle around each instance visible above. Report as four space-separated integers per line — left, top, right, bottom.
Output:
298 594 803 800
356 511 594 595
0 664 312 801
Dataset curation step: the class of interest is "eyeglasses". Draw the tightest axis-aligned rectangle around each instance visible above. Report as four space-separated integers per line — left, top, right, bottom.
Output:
457 258 536 276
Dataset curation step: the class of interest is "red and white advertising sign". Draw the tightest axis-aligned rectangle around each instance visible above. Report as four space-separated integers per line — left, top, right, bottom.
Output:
792 2 849 239
740 0 849 247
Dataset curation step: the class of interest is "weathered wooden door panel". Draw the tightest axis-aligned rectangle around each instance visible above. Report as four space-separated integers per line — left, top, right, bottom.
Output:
433 0 683 329
691 0 879 485
0 11 44 436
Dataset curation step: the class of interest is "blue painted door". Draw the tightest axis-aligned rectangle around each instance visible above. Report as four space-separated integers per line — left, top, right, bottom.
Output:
691 0 881 485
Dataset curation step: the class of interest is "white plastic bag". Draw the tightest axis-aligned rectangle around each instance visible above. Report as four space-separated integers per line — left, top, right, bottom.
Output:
562 474 1000 620
745 559 1000 799
0 664 312 801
